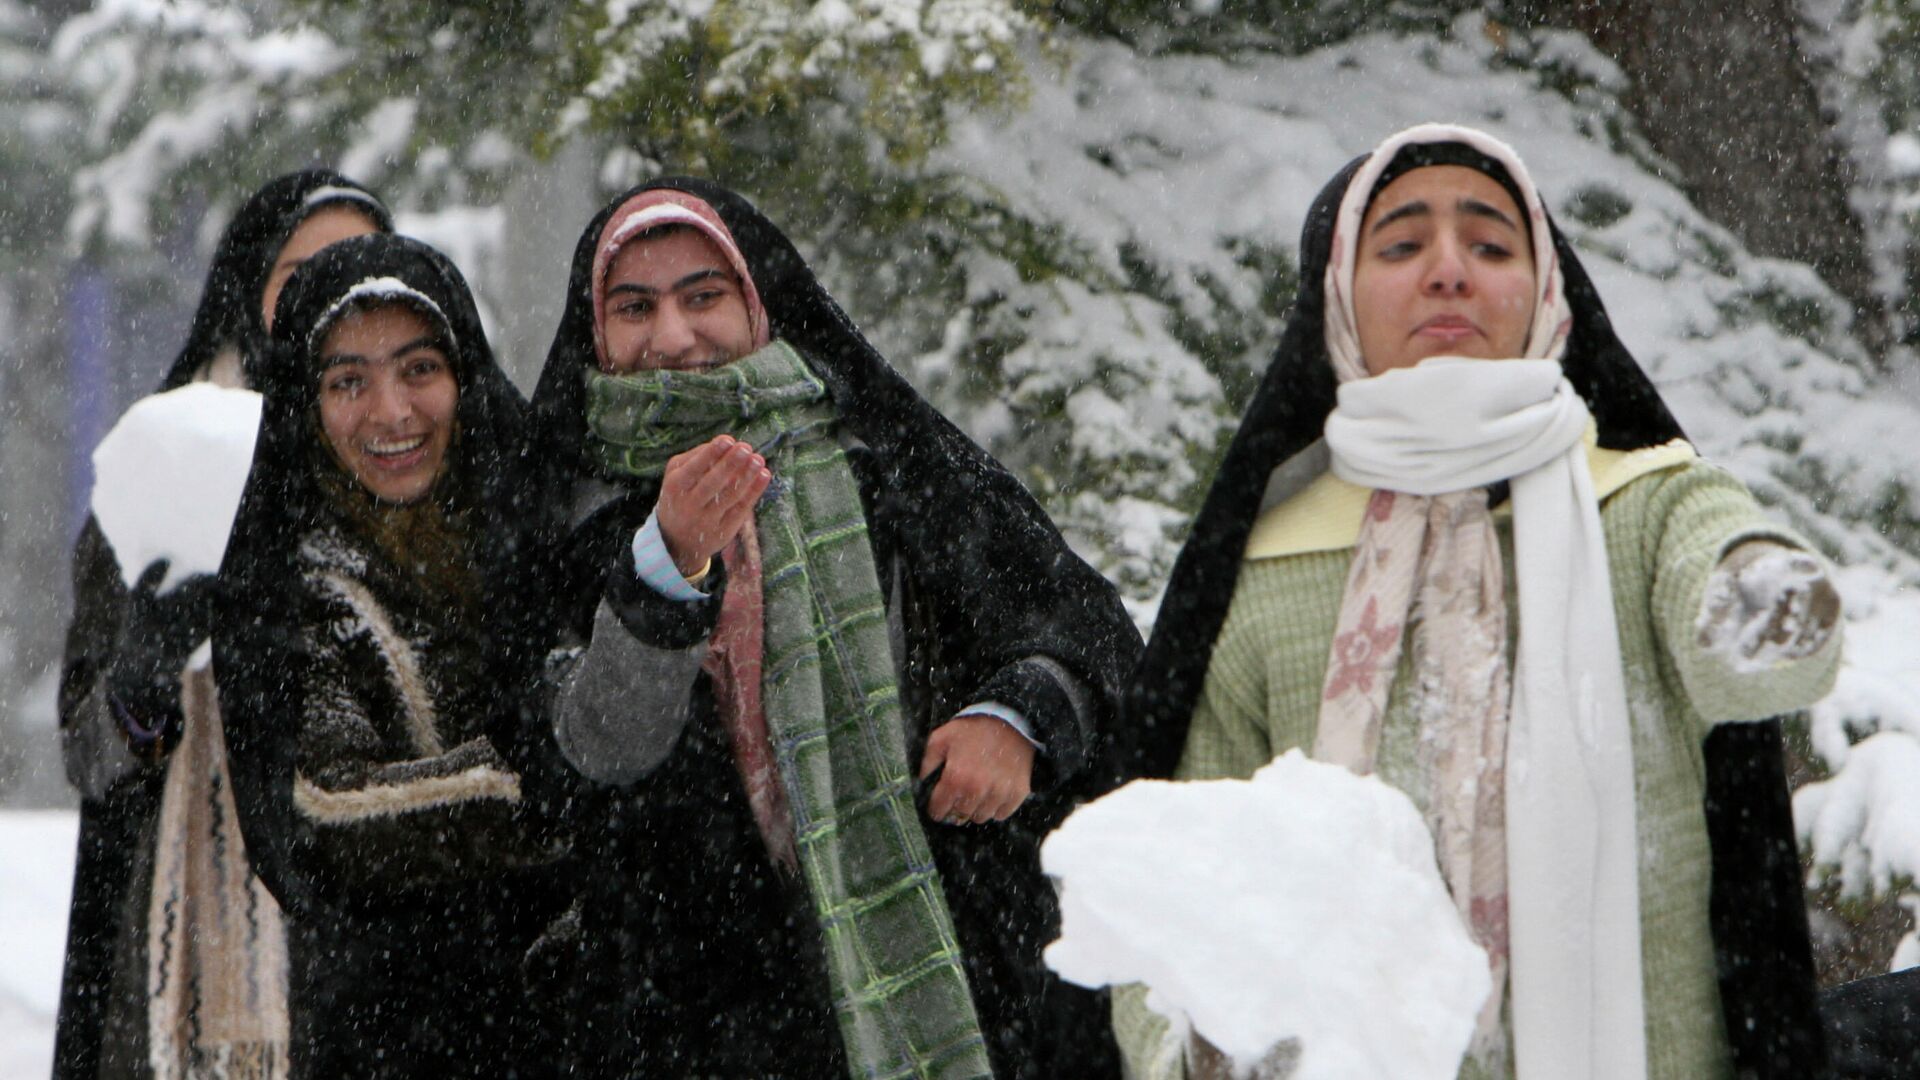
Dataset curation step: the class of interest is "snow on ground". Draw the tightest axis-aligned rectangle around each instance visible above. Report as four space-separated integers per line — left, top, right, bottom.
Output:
1044 751 1488 1078
0 810 78 1080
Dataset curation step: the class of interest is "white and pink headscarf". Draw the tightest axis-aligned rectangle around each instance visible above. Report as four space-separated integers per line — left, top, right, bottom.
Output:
1313 124 1646 1080
589 189 772 370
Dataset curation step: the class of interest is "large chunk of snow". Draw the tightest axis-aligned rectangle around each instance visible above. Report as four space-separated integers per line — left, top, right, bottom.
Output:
90 383 261 592
1796 730 1920 900
1042 750 1489 1079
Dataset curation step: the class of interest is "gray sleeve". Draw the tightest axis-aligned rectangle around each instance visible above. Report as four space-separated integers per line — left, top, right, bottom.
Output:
61 678 144 799
549 599 707 785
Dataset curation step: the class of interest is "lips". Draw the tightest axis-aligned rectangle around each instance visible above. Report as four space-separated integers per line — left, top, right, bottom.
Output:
361 434 428 470
1413 314 1480 342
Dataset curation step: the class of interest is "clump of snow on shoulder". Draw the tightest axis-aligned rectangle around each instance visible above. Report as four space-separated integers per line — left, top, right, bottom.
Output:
1042 750 1489 1079
91 383 262 593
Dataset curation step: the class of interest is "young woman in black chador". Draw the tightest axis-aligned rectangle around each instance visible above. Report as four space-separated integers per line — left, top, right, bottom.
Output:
212 234 570 1077
503 179 1141 1078
55 170 389 1080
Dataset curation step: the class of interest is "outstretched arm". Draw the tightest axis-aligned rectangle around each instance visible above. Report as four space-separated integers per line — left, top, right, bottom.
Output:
1644 462 1843 725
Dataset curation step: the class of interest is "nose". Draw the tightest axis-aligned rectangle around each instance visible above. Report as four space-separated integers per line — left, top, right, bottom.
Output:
650 301 697 362
1422 235 1471 296
368 372 413 425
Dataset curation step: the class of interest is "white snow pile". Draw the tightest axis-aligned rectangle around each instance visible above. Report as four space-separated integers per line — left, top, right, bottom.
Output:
1797 732 1920 901
1042 750 1490 1080
90 382 262 592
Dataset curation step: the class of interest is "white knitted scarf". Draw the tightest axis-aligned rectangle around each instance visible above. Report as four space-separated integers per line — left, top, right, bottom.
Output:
1314 123 1646 1080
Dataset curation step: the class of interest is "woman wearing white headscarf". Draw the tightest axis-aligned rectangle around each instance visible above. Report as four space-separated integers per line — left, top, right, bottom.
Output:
1114 124 1842 1080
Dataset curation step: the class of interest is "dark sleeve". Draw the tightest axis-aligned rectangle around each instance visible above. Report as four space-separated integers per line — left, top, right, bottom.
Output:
602 532 728 648
289 584 563 893
58 516 151 799
857 437 1141 795
964 655 1099 793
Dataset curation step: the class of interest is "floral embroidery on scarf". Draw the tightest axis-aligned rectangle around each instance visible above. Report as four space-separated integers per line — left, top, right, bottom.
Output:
1471 894 1510 965
1323 596 1402 701
1366 489 1397 523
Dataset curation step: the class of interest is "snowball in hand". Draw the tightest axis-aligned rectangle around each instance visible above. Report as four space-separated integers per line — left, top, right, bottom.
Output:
1042 749 1491 1080
91 383 262 591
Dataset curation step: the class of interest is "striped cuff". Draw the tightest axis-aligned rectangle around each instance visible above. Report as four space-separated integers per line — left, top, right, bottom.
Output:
632 511 710 602
958 701 1043 751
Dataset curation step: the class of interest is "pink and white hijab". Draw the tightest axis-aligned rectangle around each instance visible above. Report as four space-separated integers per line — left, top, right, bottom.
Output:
1313 124 1645 1080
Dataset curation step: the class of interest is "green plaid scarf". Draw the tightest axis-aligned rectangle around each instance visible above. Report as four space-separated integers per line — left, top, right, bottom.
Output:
585 341 992 1080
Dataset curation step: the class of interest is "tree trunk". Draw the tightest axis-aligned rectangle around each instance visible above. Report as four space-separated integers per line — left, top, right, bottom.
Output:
1514 0 1889 358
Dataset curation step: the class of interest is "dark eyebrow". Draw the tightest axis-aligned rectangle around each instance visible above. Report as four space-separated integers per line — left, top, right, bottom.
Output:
320 335 443 370
1369 196 1520 235
1458 197 1520 231
672 268 730 292
390 335 443 360
1369 200 1430 234
606 268 732 301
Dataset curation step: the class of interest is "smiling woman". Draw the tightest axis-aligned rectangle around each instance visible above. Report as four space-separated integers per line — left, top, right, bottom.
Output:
212 235 572 1078
316 303 459 505
54 169 393 1080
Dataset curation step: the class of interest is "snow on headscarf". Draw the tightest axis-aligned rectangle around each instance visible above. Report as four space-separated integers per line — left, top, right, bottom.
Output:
215 233 531 920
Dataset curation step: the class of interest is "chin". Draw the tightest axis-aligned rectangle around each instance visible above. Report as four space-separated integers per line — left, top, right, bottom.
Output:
367 482 434 506
354 459 444 506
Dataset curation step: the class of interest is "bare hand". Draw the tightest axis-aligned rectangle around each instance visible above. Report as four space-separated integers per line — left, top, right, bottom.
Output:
656 435 772 577
919 714 1035 825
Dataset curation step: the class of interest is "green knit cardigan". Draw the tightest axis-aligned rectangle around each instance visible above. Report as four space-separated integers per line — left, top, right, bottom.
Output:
1112 457 1842 1080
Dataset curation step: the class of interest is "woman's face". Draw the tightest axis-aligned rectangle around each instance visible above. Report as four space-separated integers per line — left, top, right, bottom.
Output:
317 303 458 505
1352 164 1536 376
599 226 756 374
262 205 381 331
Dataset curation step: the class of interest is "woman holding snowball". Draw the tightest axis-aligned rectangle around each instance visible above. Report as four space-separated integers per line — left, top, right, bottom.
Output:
55 171 389 1080
1113 125 1841 1080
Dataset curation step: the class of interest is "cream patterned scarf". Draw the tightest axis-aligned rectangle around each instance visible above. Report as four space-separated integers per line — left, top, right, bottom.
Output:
1313 123 1645 1080
146 664 291 1079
